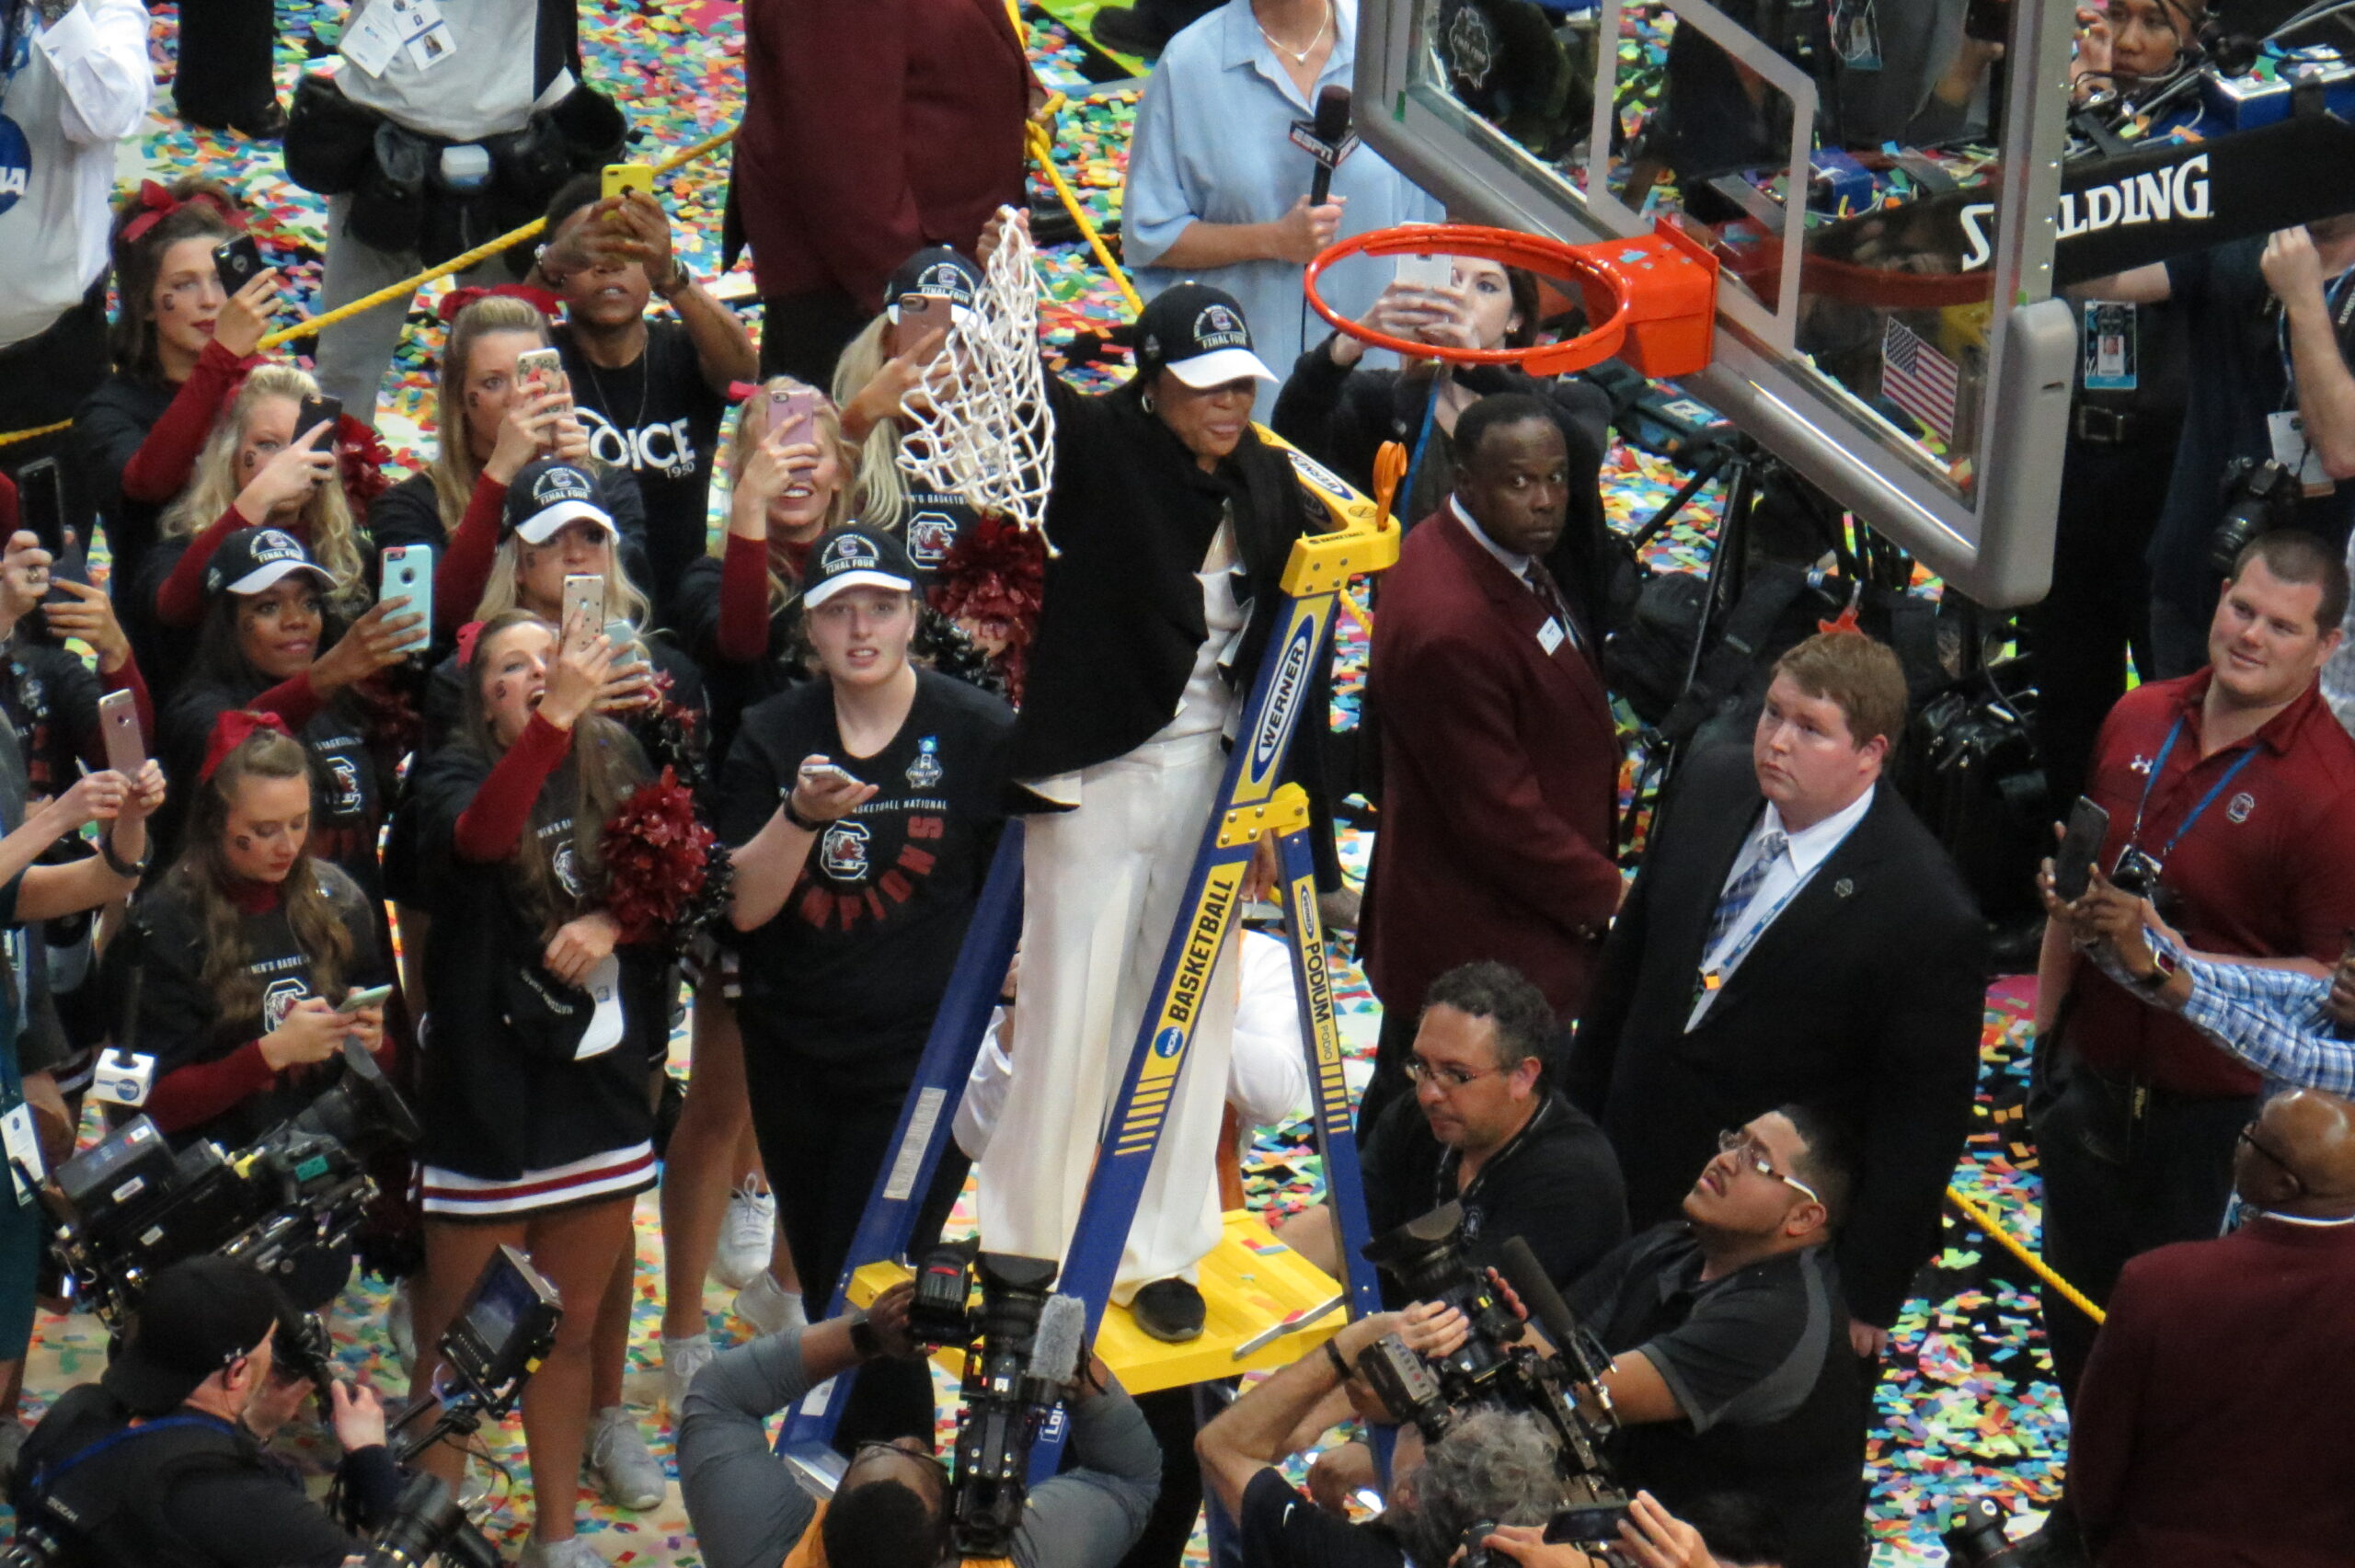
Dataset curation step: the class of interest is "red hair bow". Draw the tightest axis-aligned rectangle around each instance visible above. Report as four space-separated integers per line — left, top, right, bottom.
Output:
337 414 393 521
121 180 245 246
454 620 487 670
436 283 565 326
201 709 293 782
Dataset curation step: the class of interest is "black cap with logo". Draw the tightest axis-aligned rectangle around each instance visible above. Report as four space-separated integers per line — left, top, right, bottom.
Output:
802 523 917 610
203 527 334 599
502 457 619 545
1133 281 1277 390
885 246 982 324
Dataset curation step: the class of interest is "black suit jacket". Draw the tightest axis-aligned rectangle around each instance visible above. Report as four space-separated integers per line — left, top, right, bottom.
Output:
1566 741 1986 1326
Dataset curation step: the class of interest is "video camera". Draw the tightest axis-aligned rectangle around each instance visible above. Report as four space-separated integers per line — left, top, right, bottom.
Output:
907 1242 1088 1561
1354 1206 1626 1509
385 1243 563 1465
356 1472 504 1568
45 1037 420 1326
2208 455 2303 575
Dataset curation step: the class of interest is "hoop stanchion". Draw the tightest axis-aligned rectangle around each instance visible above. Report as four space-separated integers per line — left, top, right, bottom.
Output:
1304 221 1719 379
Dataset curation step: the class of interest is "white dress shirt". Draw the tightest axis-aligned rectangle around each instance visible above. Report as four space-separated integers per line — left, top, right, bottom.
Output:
1685 788 1875 1029
1452 494 1582 651
0 0 153 350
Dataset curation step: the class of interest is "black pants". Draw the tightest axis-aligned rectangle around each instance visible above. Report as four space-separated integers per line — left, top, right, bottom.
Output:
758 285 871 390
0 286 108 550
2018 434 2165 808
741 1036 969 1452
173 0 280 126
2028 1042 2252 1399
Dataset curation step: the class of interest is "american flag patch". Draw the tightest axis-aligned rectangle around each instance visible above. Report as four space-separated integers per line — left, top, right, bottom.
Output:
1881 317 1959 443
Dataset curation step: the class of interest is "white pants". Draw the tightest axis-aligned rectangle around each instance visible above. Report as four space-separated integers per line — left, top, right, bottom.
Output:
312 194 507 421
979 730 1237 1300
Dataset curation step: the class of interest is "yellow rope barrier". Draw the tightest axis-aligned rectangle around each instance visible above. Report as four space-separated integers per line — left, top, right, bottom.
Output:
0 120 741 455
1028 117 1142 316
1947 1183 2106 1327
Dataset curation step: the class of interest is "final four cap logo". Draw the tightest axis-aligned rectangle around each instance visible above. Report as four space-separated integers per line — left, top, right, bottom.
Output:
804 523 918 609
822 534 879 572
1193 304 1249 350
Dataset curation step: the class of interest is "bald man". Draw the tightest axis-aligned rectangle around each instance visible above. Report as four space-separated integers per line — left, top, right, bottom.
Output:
2065 1088 2355 1566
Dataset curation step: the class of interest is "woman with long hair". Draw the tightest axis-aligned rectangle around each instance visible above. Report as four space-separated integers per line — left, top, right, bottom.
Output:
406 608 667 1567
718 521 1011 1448
73 178 289 598
107 715 391 1316
156 529 419 906
369 292 651 634
144 363 377 641
831 247 983 567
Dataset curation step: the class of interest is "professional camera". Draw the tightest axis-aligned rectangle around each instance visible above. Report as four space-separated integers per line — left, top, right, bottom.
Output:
357 1472 504 1568
906 1242 1087 1560
1356 1206 1626 1501
385 1244 563 1465
2208 455 2302 575
45 1037 419 1326
1941 1496 2041 1567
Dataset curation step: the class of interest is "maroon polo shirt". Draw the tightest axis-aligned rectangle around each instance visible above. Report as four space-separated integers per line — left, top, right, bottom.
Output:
2071 670 2355 1097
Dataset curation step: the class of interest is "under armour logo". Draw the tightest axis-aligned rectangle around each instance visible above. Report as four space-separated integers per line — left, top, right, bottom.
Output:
2129 753 2154 776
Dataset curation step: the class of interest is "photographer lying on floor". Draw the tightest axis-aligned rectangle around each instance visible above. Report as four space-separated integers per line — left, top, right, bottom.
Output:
676 1279 1160 1568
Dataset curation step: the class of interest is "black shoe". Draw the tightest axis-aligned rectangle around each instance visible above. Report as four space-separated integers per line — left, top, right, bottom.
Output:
1089 4 1171 58
231 98 288 142
1132 1277 1206 1343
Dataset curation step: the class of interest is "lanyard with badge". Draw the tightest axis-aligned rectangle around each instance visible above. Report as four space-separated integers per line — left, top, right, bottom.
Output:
1694 846 1813 1002
2269 266 2355 495
0 1 44 223
2113 714 2257 893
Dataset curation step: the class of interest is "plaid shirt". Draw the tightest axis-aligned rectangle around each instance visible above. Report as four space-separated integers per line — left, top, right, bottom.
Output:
2140 932 2355 1097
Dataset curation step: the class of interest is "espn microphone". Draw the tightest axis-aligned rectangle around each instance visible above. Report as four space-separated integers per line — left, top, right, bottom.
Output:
1028 1293 1089 1386
1307 85 1352 205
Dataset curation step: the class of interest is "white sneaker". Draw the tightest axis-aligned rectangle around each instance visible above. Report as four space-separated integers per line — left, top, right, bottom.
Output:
710 1182 777 1290
385 1277 417 1376
518 1535 608 1568
732 1269 805 1335
662 1332 717 1416
583 1405 667 1511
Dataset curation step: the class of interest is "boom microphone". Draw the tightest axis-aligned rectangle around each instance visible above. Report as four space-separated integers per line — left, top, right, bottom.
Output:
1498 1236 1613 1390
1304 85 1354 205
1027 1293 1088 1386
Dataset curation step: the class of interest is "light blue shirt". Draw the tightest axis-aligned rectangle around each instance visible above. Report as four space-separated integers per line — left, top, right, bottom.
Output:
1122 0 1442 417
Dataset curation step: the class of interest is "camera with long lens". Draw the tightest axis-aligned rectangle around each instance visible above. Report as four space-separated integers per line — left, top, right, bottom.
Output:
1356 1205 1626 1504
905 1242 1087 1561
2208 455 2302 575
357 1472 504 1568
45 1036 420 1325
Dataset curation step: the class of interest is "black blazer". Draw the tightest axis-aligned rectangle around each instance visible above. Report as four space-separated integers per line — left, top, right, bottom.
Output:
1566 741 1986 1327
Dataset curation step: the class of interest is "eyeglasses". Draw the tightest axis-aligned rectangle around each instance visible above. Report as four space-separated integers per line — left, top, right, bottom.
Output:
1717 1128 1824 1207
2237 1126 2307 1196
853 1438 949 1483
1403 1056 1506 1091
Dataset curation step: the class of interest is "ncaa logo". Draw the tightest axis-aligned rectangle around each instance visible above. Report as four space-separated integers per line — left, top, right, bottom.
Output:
1154 1025 1186 1059
820 820 871 881
262 977 309 1033
906 511 958 567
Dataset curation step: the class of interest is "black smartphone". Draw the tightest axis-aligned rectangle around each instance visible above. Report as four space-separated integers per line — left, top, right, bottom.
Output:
293 394 343 446
1543 1503 1633 1545
1963 0 2009 42
2053 795 2111 903
213 234 264 295
11 457 64 555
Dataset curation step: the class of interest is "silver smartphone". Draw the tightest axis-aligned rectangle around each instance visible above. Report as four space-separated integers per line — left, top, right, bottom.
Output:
97 690 143 777
1394 253 1452 291
562 574 603 648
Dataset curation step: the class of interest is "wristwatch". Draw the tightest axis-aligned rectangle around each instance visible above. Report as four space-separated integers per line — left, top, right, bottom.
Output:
2132 944 2179 993
99 835 150 882
783 793 824 832
654 267 693 301
849 1315 884 1362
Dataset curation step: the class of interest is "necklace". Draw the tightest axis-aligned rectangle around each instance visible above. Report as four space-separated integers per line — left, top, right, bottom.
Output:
1254 0 1331 65
578 340 649 462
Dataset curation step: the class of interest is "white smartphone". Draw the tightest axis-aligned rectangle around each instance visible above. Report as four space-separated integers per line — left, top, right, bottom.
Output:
1394 253 1453 291
799 758 856 789
342 982 396 1010
381 544 433 655
562 574 603 647
97 690 143 777
515 346 565 398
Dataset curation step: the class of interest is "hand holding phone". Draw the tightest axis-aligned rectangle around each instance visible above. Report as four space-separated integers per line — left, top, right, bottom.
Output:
2052 795 2111 903
213 235 265 295
561 574 604 650
293 395 344 447
799 759 856 789
380 544 434 655
769 389 821 454
97 690 144 777
601 164 656 202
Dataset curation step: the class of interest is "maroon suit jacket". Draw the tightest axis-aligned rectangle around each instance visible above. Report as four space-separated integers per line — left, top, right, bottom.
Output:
2070 1214 2355 1566
737 0 1030 306
1360 505 1623 1021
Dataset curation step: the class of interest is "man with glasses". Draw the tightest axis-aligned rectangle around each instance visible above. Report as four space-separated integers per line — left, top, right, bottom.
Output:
2065 1087 2355 1564
1281 961 1626 1303
1569 630 1985 1364
676 1279 1161 1568
1564 1106 1867 1568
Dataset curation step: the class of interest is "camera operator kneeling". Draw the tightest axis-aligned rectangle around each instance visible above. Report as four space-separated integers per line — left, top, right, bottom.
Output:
1563 1106 1864 1568
1198 1306 1568 1568
676 1281 1160 1568
8 1255 396 1568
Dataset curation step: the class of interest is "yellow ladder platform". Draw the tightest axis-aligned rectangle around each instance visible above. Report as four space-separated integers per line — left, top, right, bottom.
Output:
845 1209 1350 1396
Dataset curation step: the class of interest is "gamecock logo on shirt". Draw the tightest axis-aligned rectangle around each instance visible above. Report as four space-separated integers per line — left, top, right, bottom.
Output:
820 820 872 882
905 511 958 567
262 977 309 1034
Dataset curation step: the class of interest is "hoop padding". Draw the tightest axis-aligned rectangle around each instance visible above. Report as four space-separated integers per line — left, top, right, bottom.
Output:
1303 221 1720 379
896 206 1059 538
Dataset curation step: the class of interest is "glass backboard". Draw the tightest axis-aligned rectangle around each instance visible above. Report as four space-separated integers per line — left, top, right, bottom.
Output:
1355 0 2084 605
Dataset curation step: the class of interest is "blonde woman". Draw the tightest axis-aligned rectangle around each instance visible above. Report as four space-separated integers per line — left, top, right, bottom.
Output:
144 364 373 635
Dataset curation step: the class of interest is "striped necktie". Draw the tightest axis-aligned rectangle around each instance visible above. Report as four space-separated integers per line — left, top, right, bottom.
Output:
1706 830 1786 954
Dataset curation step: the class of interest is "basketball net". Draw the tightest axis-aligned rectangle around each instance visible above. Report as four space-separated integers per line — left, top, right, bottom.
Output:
896 206 1058 544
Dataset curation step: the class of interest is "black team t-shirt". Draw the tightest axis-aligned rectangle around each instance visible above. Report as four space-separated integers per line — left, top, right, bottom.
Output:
717 668 1013 1082
897 486 982 575
557 319 728 614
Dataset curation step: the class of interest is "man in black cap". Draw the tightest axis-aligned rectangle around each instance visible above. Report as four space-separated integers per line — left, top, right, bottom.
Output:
11 1254 399 1568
